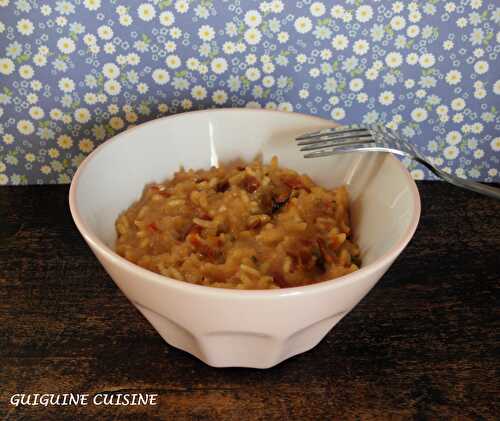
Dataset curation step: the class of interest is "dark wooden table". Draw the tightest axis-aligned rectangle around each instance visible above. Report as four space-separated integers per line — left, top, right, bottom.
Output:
1 182 499 420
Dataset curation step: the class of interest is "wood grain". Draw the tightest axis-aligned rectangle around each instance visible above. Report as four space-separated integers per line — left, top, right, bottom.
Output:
0 182 499 420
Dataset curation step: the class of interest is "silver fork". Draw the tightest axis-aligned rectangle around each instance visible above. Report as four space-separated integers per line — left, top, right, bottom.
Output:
296 124 500 200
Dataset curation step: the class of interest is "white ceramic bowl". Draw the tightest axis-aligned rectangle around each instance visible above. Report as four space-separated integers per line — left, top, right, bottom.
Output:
69 109 420 368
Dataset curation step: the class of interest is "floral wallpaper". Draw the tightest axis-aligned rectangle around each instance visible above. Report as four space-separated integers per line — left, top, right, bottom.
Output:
0 0 499 185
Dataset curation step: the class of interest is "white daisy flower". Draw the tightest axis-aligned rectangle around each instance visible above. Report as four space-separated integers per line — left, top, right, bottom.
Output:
330 5 345 18
406 25 420 38
456 17 467 28
212 90 228 105
270 0 284 13
0 58 15 75
473 60 489 74
198 24 215 41
294 17 312 33
262 75 275 87
104 79 121 95
443 145 459 160
488 168 498 177
471 123 483 134
245 67 261 81
409 11 422 23
102 63 120 79
278 102 293 112
296 54 307 64
166 54 181 69
445 70 462 85
331 34 348 50
57 134 73 149
451 98 465 111
246 54 257 65
109 116 124 130
104 42 115 54
443 40 454 50
137 83 148 94
26 93 38 104
119 14 133 26
97 25 113 40
471 0 482 9
473 48 484 58
116 55 127 65
244 28 262 45
329 96 339 106
353 39 369 55
246 101 261 109
493 80 500 95
83 34 97 46
58 77 75 93
186 57 200 71
411 107 428 122
127 53 140 65
137 3 156 21
390 16 406 31
55 16 67 27
164 41 176 53
29 106 44 120
419 53 435 68
406 53 419 65
490 137 500 152
379 91 395 105
211 57 228 74
41 5 52 15
17 119 35 135
385 52 403 68
18 64 34 79
17 18 34 36
74 108 91 124
50 108 63 120
57 37 76 54
277 31 289 43
365 68 378 80
342 11 352 22
474 89 486 99
349 78 364 92
83 0 101 11
310 2 325 17
446 131 462 145
262 62 275 74
411 169 424 180
159 11 175 26
445 2 456 12
331 107 345 120
175 0 189 13
33 53 47 66
405 79 415 89
355 5 373 23
191 85 207 100
222 41 236 54
152 69 170 85
244 10 262 27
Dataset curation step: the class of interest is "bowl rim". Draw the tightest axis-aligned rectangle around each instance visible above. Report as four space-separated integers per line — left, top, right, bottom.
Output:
69 108 421 298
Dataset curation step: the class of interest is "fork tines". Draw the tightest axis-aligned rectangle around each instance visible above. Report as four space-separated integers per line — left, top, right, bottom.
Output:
295 126 374 152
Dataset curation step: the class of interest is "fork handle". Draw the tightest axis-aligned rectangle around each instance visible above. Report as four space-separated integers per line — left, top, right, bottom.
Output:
417 158 500 200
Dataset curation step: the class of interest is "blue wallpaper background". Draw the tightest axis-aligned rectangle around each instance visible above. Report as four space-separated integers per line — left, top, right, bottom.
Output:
0 0 499 185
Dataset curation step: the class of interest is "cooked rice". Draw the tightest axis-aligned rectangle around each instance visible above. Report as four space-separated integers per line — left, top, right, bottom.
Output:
115 156 361 289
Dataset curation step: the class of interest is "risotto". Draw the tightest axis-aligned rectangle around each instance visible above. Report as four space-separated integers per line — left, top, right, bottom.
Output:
115 157 361 289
